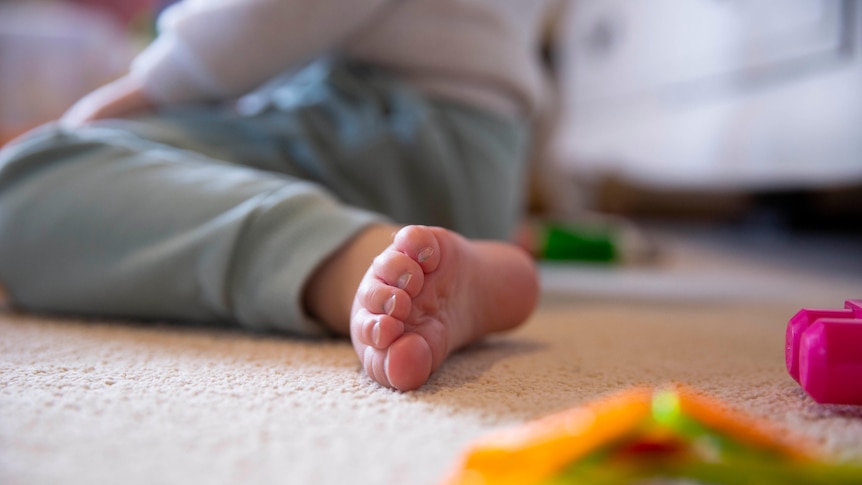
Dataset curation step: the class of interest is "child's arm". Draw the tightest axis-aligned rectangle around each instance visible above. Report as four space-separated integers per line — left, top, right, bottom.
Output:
61 0 391 125
61 75 153 126
130 0 391 105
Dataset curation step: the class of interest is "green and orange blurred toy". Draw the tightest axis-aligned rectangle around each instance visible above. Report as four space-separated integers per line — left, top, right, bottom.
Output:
443 386 862 485
516 219 657 265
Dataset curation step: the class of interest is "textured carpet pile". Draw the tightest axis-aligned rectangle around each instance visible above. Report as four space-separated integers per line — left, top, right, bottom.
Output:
2 227 862 484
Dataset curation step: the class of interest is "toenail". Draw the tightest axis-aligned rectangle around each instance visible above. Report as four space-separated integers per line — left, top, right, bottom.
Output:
371 320 381 346
383 353 392 387
396 272 412 289
383 294 396 315
417 247 434 262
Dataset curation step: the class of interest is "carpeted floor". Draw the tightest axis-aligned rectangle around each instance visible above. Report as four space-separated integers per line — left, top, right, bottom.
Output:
2 225 862 485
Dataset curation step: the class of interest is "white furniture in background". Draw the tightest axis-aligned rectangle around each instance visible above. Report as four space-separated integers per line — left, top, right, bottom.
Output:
0 1 135 142
553 0 862 190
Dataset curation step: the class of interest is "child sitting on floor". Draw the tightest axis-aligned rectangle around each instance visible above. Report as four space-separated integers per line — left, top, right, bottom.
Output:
0 0 560 390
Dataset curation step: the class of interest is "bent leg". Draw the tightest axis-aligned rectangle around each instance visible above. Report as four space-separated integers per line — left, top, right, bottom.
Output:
0 59 539 390
0 124 384 335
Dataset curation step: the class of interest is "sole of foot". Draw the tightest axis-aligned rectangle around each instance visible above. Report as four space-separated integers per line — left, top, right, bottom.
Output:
350 225 539 391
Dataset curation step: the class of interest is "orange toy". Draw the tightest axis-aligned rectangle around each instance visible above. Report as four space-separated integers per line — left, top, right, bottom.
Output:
443 386 862 485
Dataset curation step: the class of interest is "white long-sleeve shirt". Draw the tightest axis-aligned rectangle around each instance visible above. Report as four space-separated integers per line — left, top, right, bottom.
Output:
130 0 560 117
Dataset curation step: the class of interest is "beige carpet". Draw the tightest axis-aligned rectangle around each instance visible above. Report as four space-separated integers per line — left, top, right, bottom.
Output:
2 226 862 485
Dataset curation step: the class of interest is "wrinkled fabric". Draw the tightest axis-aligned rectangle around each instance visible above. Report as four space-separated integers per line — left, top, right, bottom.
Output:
0 61 528 334
132 0 560 116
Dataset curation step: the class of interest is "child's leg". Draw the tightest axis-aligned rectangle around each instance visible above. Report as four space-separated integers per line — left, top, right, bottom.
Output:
0 126 539 392
280 65 541 389
0 60 538 389
0 123 382 336
306 224 538 391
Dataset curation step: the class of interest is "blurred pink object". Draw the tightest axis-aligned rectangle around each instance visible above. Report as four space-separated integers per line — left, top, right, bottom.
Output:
0 1 137 144
786 299 862 405
70 0 158 27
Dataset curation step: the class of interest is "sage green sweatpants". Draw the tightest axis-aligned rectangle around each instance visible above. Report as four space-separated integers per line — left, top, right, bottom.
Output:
0 61 529 335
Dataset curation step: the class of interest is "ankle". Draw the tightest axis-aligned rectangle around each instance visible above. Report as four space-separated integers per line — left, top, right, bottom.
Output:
303 224 398 335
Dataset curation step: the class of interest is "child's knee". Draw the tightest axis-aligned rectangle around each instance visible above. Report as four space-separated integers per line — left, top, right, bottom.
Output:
0 123 83 193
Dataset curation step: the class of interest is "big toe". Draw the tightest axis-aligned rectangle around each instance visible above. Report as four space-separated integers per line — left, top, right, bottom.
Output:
385 333 433 391
393 226 442 273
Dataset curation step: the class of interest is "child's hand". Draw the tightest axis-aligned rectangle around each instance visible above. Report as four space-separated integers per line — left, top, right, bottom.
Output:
61 75 155 127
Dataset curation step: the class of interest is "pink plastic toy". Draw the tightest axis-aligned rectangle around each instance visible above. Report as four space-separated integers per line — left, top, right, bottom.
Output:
785 299 862 405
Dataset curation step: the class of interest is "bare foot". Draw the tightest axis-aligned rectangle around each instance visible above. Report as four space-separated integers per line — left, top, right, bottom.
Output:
350 225 539 391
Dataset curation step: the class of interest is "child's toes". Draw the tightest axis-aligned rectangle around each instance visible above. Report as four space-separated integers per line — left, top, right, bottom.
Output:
355 312 405 349
393 226 441 273
356 279 411 320
371 249 424 297
362 346 391 388
384 333 433 391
